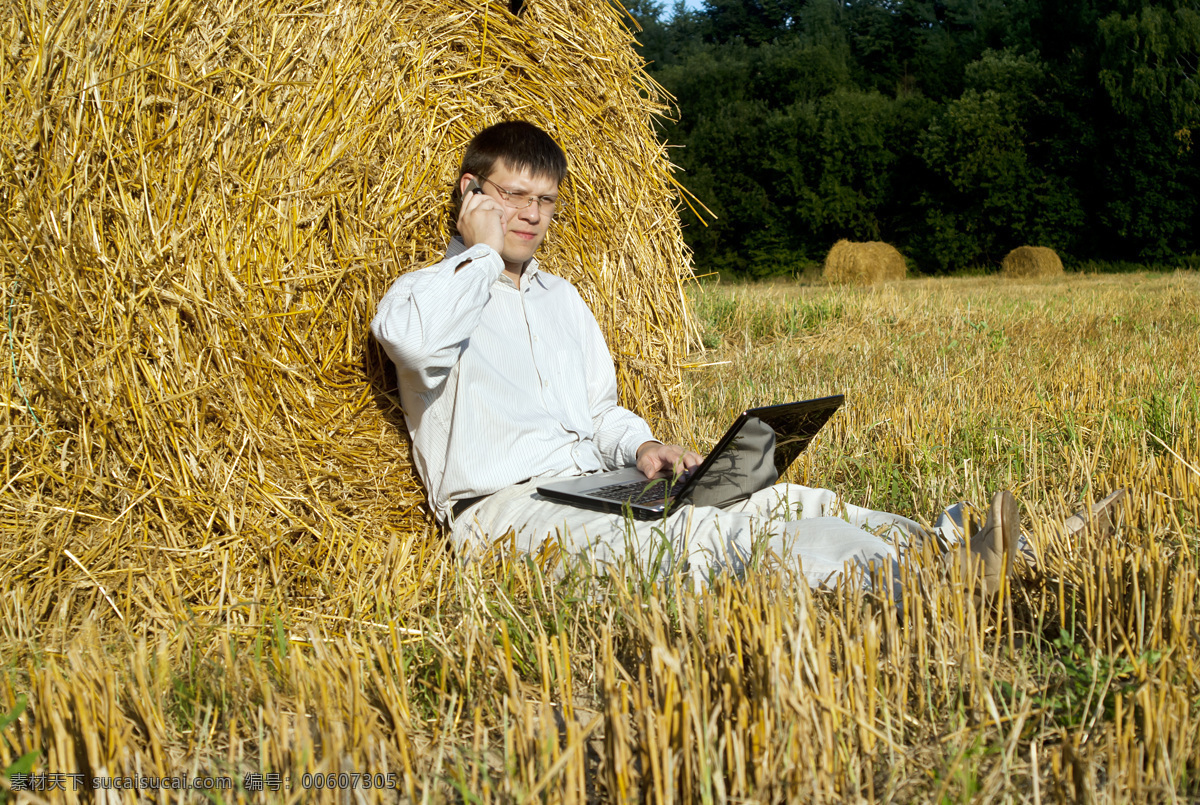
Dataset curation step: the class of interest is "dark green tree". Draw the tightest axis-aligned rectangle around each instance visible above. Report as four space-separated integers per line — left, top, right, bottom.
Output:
633 0 1200 274
1092 1 1200 260
913 50 1085 270
700 0 809 45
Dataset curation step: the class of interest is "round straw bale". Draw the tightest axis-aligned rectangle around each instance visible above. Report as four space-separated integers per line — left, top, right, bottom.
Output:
0 0 696 627
822 240 907 285
1001 246 1064 278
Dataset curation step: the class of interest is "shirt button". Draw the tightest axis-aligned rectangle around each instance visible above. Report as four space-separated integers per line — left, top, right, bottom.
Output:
532 335 539 342
543 381 550 388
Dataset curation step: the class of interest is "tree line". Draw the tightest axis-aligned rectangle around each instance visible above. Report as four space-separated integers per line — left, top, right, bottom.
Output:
621 0 1200 275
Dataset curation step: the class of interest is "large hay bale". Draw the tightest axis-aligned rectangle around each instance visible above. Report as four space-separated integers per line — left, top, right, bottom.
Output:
822 239 907 285
1001 246 1064 278
0 0 694 627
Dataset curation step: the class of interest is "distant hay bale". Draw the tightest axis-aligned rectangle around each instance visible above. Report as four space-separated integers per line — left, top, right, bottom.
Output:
1001 246 1064 278
822 240 907 285
0 0 695 627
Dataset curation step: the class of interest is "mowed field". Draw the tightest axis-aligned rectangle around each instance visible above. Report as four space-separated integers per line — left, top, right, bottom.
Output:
3 271 1199 803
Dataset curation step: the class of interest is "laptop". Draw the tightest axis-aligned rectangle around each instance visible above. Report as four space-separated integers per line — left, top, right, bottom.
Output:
537 394 844 519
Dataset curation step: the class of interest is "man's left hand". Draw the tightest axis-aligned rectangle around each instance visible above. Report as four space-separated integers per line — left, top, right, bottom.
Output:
636 441 703 480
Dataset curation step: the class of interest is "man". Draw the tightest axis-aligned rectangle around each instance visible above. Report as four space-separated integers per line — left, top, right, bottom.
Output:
371 121 1052 589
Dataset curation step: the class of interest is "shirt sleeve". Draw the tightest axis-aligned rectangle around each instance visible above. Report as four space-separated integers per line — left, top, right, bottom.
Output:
370 244 505 394
580 301 657 469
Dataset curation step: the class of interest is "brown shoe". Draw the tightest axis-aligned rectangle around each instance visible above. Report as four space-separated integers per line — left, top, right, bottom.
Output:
1063 489 1127 540
969 490 1020 594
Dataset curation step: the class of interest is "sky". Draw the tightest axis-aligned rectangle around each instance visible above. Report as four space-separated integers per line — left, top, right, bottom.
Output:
650 0 705 15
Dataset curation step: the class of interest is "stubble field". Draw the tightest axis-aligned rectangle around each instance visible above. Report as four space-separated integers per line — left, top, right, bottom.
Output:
3 271 1199 803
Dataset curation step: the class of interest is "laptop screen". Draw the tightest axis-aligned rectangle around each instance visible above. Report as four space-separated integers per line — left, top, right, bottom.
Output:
686 397 843 508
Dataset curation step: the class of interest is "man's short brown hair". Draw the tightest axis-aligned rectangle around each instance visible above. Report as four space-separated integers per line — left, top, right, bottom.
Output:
459 121 568 185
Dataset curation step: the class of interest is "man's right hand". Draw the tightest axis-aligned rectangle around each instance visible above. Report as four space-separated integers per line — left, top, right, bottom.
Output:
457 175 507 256
636 441 703 480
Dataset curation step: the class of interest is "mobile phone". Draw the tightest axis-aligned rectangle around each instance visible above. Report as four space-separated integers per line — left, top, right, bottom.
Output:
465 178 482 195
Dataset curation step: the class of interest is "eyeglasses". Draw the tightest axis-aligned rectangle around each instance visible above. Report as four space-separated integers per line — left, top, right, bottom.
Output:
477 175 558 214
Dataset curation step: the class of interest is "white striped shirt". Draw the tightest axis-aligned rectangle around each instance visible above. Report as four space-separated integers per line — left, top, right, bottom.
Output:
370 238 656 523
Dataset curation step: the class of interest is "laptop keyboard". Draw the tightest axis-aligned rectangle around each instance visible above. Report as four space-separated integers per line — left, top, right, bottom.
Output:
589 478 675 504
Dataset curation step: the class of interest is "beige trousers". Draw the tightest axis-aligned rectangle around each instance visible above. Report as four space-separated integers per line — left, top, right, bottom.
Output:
450 481 931 589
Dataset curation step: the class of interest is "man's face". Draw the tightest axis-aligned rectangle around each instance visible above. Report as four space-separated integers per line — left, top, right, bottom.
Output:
466 160 559 271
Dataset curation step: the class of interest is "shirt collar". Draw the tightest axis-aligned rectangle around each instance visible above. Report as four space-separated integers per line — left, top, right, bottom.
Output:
446 237 541 284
